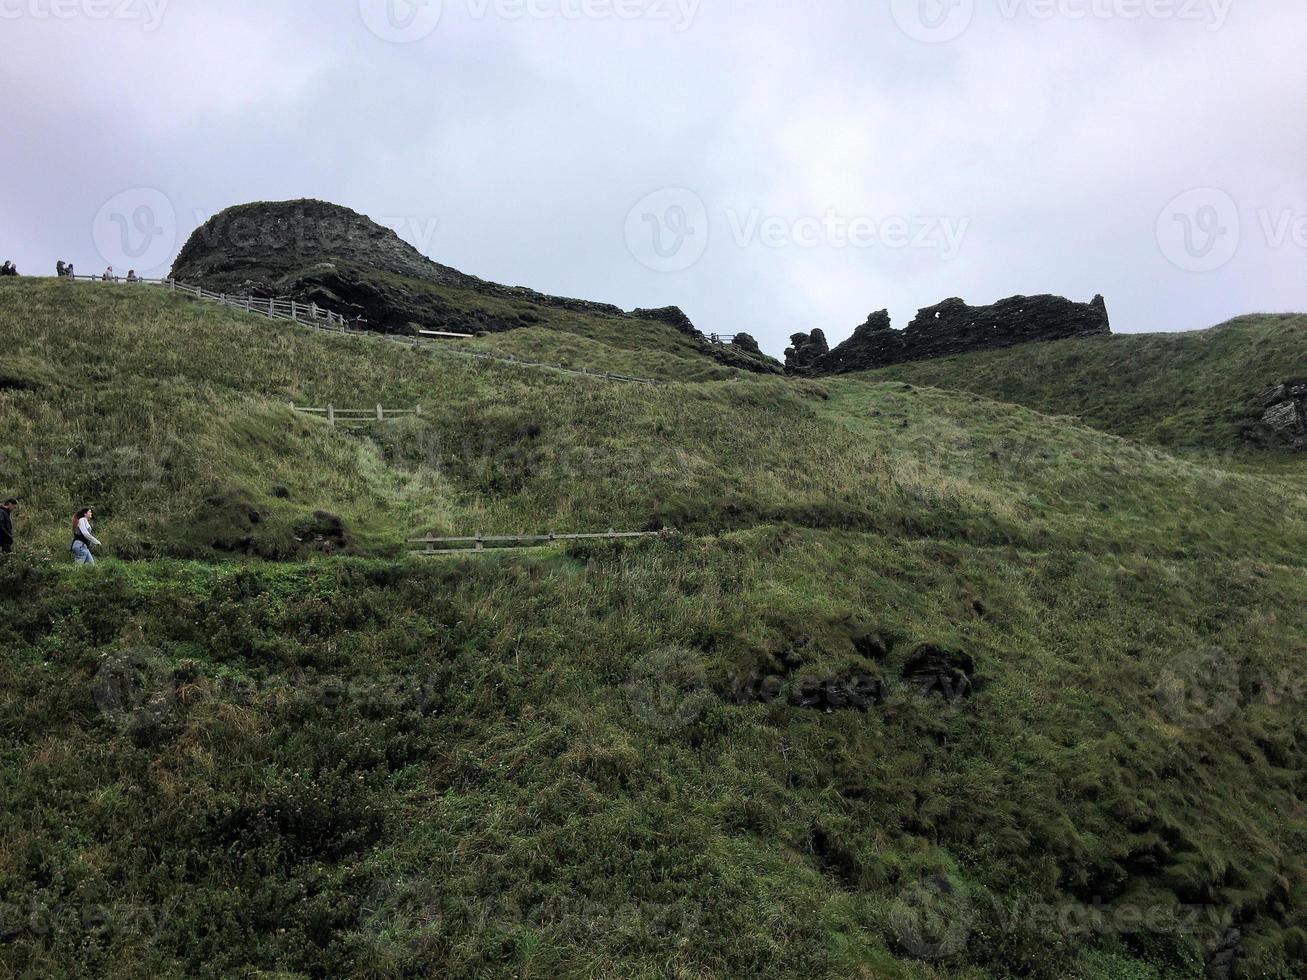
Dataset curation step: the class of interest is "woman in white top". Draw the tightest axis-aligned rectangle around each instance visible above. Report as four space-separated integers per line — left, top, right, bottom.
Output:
71 507 102 565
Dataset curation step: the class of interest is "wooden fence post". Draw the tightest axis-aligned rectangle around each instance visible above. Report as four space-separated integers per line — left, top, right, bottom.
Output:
377 404 384 421
291 300 299 320
327 404 335 426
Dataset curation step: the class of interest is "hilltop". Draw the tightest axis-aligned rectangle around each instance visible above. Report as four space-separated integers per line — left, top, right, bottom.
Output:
1 279 1306 979
170 199 783 375
852 313 1307 456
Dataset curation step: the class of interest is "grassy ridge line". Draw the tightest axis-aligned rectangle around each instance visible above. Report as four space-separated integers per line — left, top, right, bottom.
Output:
355 263 748 381
853 314 1307 456
3 280 1307 565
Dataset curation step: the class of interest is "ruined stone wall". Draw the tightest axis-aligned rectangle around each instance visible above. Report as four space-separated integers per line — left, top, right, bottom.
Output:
786 294 1111 374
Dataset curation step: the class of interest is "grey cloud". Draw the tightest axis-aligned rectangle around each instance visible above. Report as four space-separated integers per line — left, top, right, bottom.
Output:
0 0 1303 355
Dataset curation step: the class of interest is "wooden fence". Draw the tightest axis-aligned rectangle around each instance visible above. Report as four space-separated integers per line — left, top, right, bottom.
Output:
68 273 664 386
69 274 357 328
163 279 355 328
290 402 421 426
419 329 476 340
409 529 671 555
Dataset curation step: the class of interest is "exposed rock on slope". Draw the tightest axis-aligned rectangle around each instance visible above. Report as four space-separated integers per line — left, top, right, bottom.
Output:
170 199 784 373
171 199 618 326
1259 380 1307 450
788 294 1111 375
784 328 830 373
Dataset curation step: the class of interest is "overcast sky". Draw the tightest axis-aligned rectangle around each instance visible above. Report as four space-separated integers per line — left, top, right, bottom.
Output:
2 0 1304 355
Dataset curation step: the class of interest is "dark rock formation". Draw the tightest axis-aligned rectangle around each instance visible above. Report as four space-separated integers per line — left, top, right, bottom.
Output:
632 308 783 373
170 199 785 373
1258 381 1307 450
793 294 1111 375
731 333 762 356
630 306 699 337
784 328 830 373
171 200 628 333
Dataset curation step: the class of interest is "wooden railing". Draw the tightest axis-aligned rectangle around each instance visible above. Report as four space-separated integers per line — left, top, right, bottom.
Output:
67 273 665 386
68 274 358 328
163 279 355 328
408 529 672 554
290 403 421 425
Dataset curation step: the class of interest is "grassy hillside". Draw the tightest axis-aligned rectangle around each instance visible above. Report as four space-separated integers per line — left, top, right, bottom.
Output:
854 315 1307 456
345 263 756 382
2 280 1307 979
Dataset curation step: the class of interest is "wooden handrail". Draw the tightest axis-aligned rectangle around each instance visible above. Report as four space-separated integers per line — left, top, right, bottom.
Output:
63 274 663 386
408 529 672 554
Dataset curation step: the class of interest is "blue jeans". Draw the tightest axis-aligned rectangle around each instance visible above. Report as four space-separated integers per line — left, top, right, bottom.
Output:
70 540 96 565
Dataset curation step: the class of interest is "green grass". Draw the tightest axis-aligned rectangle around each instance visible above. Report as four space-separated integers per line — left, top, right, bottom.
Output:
352 263 741 382
1 280 1306 978
854 315 1307 456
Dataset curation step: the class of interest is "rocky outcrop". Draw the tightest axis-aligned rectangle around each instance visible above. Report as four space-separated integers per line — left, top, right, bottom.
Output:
630 306 700 337
170 199 786 373
171 200 630 332
1258 381 1307 450
631 308 783 373
784 329 830 373
790 295 1111 375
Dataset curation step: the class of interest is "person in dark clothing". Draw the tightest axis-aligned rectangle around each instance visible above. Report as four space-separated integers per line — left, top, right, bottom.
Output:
0 499 16 554
0 262 16 277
